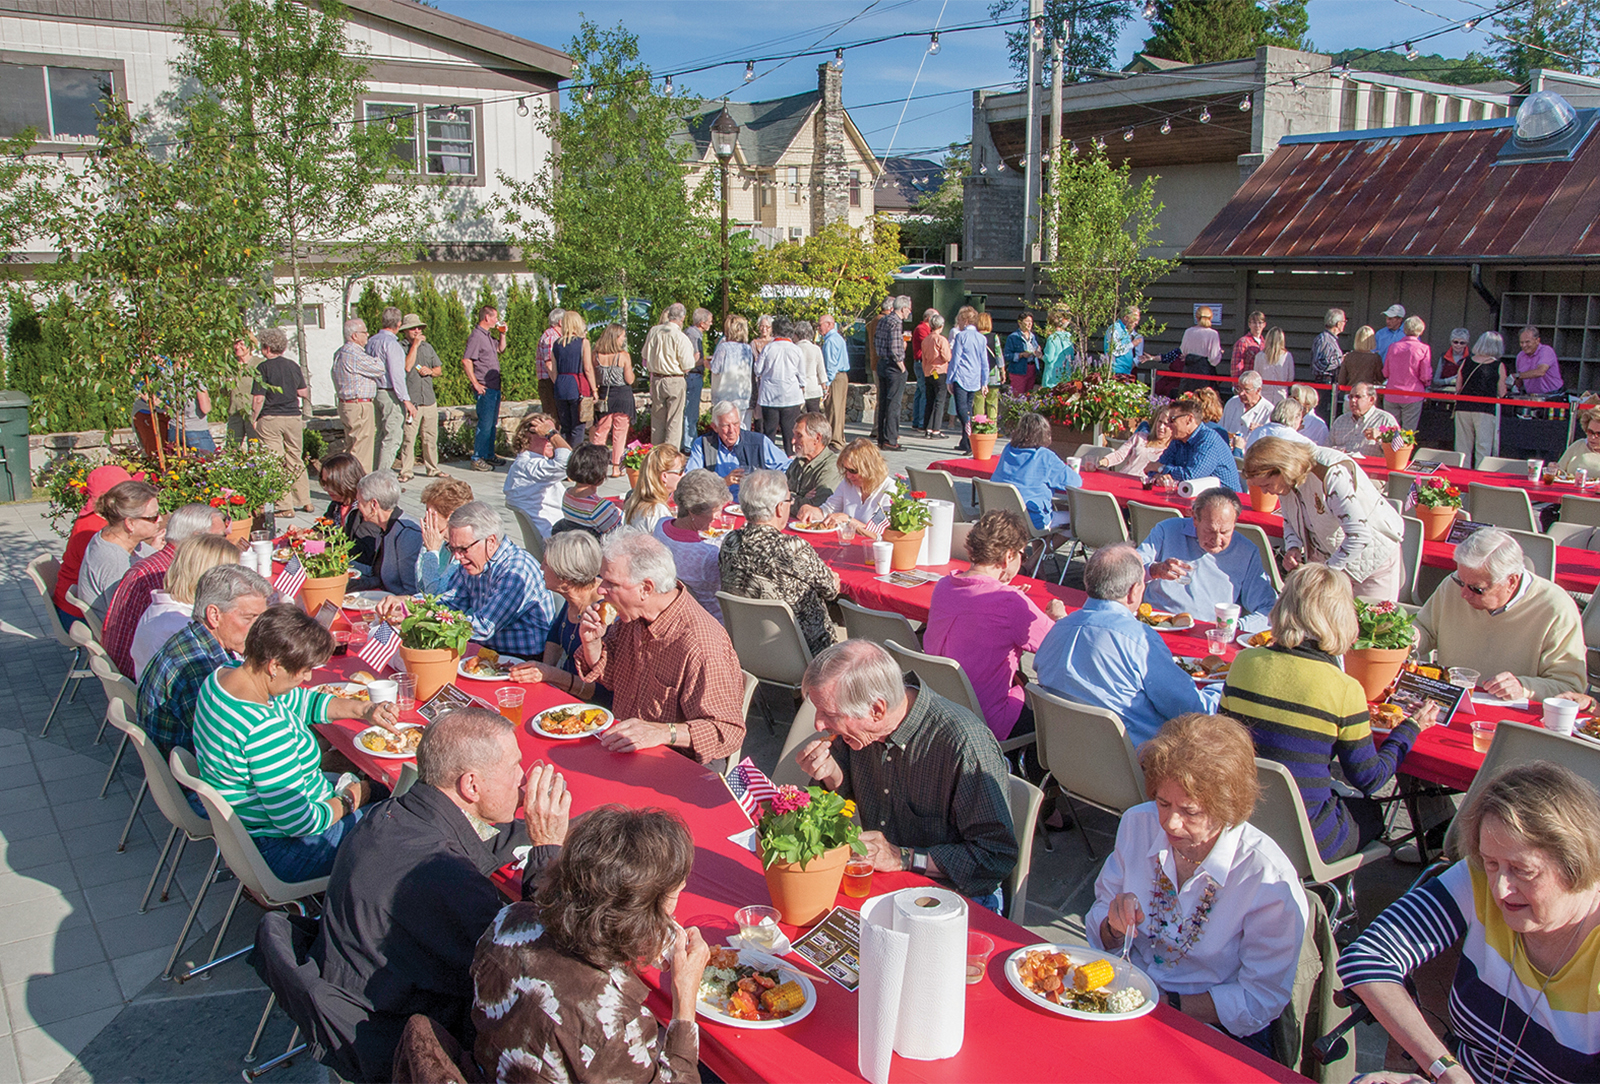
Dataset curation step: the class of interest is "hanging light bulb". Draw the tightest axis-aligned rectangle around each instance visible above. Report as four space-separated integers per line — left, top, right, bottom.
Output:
745 61 755 82
517 97 529 117
1160 118 1172 135
446 106 461 122
1464 17 1481 30
1199 106 1211 123
583 85 594 103
1404 42 1418 60
663 74 673 96
833 48 845 70
1068 140 1078 156
387 117 398 134
928 32 941 55
1123 127 1134 141
979 164 989 174
1142 0 1157 18
1239 94 1252 111
1093 136 1105 152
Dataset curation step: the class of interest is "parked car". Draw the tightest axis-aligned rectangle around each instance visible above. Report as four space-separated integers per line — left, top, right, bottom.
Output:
894 263 946 279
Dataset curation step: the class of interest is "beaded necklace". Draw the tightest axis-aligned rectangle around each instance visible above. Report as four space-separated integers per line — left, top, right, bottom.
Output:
1147 857 1219 967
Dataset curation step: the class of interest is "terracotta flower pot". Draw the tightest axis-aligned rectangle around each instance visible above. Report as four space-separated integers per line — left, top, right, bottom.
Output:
1343 645 1412 701
625 467 640 489
1383 444 1415 470
1418 503 1459 542
225 516 252 545
1247 484 1279 513
970 432 997 461
882 528 925 571
762 843 851 926
397 644 460 701
299 573 349 616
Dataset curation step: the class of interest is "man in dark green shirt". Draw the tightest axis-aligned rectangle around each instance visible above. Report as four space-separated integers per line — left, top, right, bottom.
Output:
786 411 841 507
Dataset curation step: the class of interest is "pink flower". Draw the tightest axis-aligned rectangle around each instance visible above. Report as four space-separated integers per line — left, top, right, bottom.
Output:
768 785 811 815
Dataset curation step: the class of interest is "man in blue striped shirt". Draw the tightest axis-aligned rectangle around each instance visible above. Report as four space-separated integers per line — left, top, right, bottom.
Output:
819 313 850 448
1148 398 1242 491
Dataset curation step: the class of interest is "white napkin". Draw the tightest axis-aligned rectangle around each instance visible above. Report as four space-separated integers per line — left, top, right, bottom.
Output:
1177 477 1222 499
1473 692 1531 711
857 888 968 1083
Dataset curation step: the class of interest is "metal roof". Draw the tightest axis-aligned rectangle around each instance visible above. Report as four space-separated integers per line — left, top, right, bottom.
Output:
1185 117 1600 264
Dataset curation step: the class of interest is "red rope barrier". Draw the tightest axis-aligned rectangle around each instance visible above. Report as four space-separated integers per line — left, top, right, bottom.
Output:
1148 369 1570 410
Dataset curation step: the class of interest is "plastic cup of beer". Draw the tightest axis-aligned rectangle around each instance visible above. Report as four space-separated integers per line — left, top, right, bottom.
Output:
966 932 995 984
842 856 874 898
496 687 525 725
1471 719 1498 754
395 673 417 715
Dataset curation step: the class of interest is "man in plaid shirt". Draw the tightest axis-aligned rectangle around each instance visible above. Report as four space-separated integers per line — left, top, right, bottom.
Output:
379 501 556 657
102 503 224 678
576 531 746 765
137 565 270 758
332 318 387 472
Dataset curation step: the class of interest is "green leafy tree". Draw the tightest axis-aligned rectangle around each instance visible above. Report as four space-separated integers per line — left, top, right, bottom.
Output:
1141 0 1311 65
176 0 436 400
0 132 59 265
1325 48 1511 85
1494 0 1595 81
899 144 968 258
1041 150 1176 359
496 19 719 319
990 0 1136 83
753 217 905 329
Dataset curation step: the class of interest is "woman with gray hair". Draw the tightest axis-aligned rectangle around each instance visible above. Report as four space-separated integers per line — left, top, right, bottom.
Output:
1454 331 1506 468
652 470 732 621
990 412 1082 530
719 470 841 653
508 530 611 705
921 312 952 438
251 325 313 517
1436 326 1472 385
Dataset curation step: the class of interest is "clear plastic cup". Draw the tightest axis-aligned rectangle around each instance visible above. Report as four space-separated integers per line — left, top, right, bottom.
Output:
1448 667 1480 692
1204 629 1230 656
735 905 784 951
966 932 995 984
496 687 525 725
395 673 417 714
1471 719 1498 754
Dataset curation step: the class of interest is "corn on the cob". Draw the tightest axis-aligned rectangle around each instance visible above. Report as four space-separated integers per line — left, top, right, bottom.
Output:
1074 958 1115 992
760 980 806 1013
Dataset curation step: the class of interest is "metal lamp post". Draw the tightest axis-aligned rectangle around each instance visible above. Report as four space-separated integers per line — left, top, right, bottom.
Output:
711 110 740 324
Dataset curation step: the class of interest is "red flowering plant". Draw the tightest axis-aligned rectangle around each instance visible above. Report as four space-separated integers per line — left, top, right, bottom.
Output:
1413 476 1464 510
197 441 294 521
1011 359 1150 432
286 518 355 578
885 477 933 533
622 442 652 471
755 784 865 870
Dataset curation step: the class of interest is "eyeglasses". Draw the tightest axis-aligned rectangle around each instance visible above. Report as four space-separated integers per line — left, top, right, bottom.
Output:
131 514 162 524
1451 573 1491 596
842 467 860 477
446 537 488 557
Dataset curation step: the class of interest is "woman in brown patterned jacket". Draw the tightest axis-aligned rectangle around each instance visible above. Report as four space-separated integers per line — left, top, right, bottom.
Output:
470 806 709 1083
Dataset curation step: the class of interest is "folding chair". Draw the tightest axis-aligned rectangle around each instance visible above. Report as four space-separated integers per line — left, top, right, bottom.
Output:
838 598 922 649
1399 516 1425 608
1236 522 1284 593
1475 456 1527 474
65 585 104 641
1385 472 1419 502
1003 775 1045 925
1467 482 1538 533
510 507 546 563
1126 500 1181 545
1026 685 1145 858
1412 448 1465 468
1560 493 1600 529
721 670 760 776
1442 722 1600 857
772 699 820 788
1063 486 1131 582
27 555 93 737
906 466 970 522
974 478 1067 578
716 592 812 731
1506 527 1556 581
88 650 141 810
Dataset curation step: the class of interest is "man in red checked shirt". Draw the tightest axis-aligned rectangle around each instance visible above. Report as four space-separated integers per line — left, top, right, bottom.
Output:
100 502 228 677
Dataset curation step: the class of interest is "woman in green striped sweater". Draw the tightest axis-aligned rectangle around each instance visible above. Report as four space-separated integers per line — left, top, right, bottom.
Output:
193 605 399 881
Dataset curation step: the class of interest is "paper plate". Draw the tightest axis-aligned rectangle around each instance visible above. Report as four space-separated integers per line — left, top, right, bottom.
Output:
314 682 370 700
1238 631 1275 649
1005 943 1158 1022
456 655 525 681
343 591 388 613
787 520 836 534
529 704 616 740
696 950 818 1030
352 722 424 759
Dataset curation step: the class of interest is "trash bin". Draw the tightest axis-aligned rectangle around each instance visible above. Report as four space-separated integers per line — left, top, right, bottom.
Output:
0 390 32 502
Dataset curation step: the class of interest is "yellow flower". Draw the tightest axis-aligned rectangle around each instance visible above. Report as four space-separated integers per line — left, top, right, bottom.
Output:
841 799 856 819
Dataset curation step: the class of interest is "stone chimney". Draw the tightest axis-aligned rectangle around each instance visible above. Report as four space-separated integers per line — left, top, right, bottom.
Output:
812 62 848 232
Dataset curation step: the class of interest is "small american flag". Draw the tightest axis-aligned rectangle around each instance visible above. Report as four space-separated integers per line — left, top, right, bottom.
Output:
356 620 400 671
273 558 306 601
726 757 778 823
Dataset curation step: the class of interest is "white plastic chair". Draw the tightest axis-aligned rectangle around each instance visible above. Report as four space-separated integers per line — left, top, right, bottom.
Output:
1506 527 1556 581
1004 774 1045 925
721 670 760 777
1385 472 1419 501
1442 722 1600 857
1126 500 1181 545
1026 685 1145 858
906 466 970 522
1412 448 1465 468
1467 482 1539 533
510 507 547 563
26 555 93 737
1400 516 1425 607
716 592 812 734
772 699 820 788
974 478 1067 578
882 638 1031 754
65 585 104 641
1475 456 1527 474
1235 522 1284 593
1560 494 1600 529
838 599 922 649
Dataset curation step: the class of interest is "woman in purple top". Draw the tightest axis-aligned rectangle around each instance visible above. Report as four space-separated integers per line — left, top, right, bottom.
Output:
923 510 1066 739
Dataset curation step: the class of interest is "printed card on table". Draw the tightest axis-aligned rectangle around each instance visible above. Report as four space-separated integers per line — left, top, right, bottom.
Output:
313 600 344 629
1409 462 1443 475
416 683 491 724
1446 519 1491 544
875 569 941 590
791 906 862 991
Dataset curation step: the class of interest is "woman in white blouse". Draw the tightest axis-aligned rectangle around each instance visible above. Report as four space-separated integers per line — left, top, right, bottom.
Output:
709 314 755 427
1243 436 1404 603
1254 326 1294 404
796 438 895 536
130 534 241 678
1088 712 1308 1059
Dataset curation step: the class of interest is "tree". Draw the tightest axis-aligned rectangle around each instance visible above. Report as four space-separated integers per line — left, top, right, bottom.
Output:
497 19 719 325
990 0 1136 83
1325 48 1511 85
1141 0 1311 65
753 217 905 330
898 144 968 258
1041 149 1176 360
1494 0 1595 82
176 0 435 401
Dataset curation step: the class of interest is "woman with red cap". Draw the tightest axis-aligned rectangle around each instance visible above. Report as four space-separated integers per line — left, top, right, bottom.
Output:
52 464 134 628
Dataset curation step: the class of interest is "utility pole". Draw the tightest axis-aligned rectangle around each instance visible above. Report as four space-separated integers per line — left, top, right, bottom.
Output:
1047 26 1065 261
1022 0 1043 269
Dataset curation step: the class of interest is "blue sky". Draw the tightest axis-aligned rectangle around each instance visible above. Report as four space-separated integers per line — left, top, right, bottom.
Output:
437 0 1509 161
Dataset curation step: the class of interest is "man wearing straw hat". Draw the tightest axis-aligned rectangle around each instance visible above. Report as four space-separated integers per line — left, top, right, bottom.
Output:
397 313 443 481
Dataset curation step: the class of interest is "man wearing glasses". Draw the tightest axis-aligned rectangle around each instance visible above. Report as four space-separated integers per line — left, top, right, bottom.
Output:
1414 528 1583 702
377 502 556 657
1328 383 1398 457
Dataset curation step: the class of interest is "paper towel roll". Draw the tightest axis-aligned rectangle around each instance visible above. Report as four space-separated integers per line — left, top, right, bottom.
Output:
1177 476 1222 499
857 887 968 1082
925 499 954 565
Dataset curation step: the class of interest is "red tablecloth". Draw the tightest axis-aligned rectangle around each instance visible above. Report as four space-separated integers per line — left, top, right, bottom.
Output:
313 652 1301 1084
927 456 1600 594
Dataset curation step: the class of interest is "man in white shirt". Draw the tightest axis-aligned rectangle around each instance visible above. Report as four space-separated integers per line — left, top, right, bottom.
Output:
643 303 695 452
1328 383 1399 457
1179 305 1223 394
1220 371 1271 450
1244 399 1315 450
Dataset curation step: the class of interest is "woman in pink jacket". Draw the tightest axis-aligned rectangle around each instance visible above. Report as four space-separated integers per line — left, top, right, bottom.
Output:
1381 315 1432 432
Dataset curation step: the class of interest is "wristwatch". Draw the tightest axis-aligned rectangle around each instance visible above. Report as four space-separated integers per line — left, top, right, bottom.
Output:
1425 1054 1459 1081
910 849 929 875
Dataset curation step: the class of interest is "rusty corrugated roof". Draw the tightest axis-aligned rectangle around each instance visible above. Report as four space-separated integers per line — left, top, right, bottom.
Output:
1185 118 1600 263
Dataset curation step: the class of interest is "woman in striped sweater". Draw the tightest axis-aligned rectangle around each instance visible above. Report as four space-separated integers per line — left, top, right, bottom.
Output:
1340 763 1600 1084
193 605 399 881
1219 564 1436 863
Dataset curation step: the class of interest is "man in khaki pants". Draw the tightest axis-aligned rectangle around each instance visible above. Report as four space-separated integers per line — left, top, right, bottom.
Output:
398 313 443 479
643 302 695 452
250 327 313 517
332 317 383 471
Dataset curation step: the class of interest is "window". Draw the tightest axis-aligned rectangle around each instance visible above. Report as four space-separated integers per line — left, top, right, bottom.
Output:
788 166 801 204
362 99 477 179
273 304 324 330
364 102 417 170
0 62 114 141
849 170 861 207
761 176 772 207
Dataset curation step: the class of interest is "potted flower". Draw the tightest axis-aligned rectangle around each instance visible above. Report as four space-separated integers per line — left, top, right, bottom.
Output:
395 594 475 699
1345 599 1417 700
289 519 356 614
1413 477 1464 541
202 441 294 535
882 478 932 570
622 442 651 489
757 784 866 926
1016 361 1150 456
1379 427 1417 470
969 415 999 461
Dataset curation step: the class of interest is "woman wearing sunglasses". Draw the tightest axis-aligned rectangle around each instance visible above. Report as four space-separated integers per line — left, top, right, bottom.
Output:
76 479 164 624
